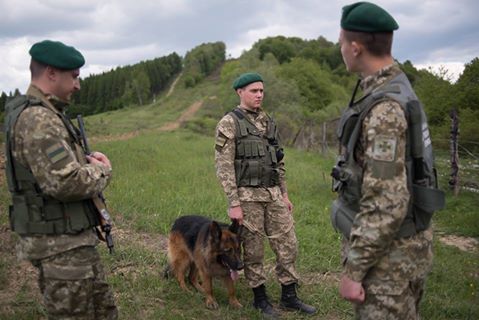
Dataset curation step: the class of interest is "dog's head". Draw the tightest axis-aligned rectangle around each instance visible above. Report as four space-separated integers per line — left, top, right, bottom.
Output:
209 221 244 280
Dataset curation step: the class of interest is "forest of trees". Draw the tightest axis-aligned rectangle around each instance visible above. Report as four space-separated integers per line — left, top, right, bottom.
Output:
182 41 226 88
68 52 182 116
192 36 478 152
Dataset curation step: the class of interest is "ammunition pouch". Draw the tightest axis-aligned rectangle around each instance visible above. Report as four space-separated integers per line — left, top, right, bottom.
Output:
9 192 99 235
411 184 445 231
330 157 361 212
330 199 355 238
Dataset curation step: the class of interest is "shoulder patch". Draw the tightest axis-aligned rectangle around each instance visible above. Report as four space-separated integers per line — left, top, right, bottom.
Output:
46 143 69 164
215 133 227 148
372 135 397 162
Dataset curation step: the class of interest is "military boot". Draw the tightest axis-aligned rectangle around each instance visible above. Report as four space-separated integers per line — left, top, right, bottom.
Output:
252 284 280 319
280 283 317 315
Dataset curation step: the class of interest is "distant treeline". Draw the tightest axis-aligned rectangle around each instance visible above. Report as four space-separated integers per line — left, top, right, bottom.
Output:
68 53 182 116
1 37 477 151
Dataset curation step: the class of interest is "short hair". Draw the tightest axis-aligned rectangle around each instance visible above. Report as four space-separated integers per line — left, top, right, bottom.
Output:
343 30 393 57
29 59 48 79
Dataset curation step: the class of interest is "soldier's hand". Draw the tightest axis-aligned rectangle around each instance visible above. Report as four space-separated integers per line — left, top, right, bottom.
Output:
228 206 243 225
282 193 293 213
339 274 365 304
87 151 112 170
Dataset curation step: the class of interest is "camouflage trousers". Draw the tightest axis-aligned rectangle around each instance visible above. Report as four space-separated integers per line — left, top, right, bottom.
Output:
355 278 425 320
239 199 299 288
32 246 118 320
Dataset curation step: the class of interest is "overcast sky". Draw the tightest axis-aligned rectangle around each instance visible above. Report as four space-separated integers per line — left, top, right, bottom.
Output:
1 0 478 93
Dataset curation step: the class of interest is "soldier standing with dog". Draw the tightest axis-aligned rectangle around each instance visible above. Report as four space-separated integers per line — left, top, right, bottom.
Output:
4 40 118 319
215 72 316 318
331 2 444 319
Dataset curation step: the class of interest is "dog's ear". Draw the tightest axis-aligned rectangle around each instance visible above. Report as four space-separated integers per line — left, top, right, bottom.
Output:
209 221 222 245
229 219 240 234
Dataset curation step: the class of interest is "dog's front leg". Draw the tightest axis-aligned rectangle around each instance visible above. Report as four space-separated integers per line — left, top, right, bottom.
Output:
200 272 219 309
223 276 242 308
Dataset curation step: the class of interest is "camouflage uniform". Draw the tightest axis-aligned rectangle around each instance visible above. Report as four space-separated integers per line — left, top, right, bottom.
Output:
215 107 299 288
341 65 433 319
11 85 118 319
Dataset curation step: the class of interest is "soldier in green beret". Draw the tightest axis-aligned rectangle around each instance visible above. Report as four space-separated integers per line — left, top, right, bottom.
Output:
4 40 118 319
331 2 443 319
215 72 316 318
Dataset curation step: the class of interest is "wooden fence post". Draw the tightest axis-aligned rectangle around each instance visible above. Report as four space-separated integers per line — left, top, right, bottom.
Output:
449 108 460 196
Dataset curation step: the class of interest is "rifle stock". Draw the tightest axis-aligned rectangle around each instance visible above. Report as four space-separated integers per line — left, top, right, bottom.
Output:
77 115 114 254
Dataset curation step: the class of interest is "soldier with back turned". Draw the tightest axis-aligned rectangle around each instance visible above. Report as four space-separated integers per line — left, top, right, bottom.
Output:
331 2 444 319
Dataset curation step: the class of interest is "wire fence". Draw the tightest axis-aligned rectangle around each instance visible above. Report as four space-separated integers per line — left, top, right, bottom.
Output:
290 116 479 194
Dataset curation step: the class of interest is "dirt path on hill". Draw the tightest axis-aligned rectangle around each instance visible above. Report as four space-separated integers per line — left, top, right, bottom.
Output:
157 100 203 132
91 99 204 144
166 72 182 98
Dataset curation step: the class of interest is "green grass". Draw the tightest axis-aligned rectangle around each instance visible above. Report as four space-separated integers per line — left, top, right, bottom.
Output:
434 152 479 237
1 129 478 319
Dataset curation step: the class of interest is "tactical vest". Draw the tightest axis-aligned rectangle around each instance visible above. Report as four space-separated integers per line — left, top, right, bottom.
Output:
4 95 99 235
230 108 283 187
331 73 445 239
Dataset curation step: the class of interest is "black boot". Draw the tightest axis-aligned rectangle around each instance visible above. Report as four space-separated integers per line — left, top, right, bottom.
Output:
280 283 317 315
253 284 280 319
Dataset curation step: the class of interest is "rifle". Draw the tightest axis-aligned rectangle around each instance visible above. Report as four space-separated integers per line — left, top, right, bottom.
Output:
76 115 114 254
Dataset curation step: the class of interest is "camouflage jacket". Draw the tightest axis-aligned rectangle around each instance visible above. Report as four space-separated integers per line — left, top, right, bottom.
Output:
343 65 433 287
13 85 112 260
215 106 287 207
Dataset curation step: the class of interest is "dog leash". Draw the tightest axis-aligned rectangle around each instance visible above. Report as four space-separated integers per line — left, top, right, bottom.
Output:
241 220 294 239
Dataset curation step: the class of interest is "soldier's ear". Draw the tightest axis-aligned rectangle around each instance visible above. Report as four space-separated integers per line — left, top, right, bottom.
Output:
46 66 57 81
351 41 362 57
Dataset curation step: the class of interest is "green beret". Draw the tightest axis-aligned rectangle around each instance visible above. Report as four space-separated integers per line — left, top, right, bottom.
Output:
29 40 85 70
341 2 399 32
232 72 263 90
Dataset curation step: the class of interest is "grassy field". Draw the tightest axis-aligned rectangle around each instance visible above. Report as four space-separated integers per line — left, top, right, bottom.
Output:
1 127 478 319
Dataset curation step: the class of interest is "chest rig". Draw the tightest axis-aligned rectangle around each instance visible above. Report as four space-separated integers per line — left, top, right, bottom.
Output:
331 73 445 239
4 95 99 235
229 108 284 187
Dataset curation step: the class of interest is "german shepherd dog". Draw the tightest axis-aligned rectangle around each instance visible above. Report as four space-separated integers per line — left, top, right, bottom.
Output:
167 215 244 309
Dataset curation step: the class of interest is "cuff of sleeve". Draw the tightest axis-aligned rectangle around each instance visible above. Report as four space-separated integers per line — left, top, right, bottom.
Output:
229 198 241 207
343 261 367 282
